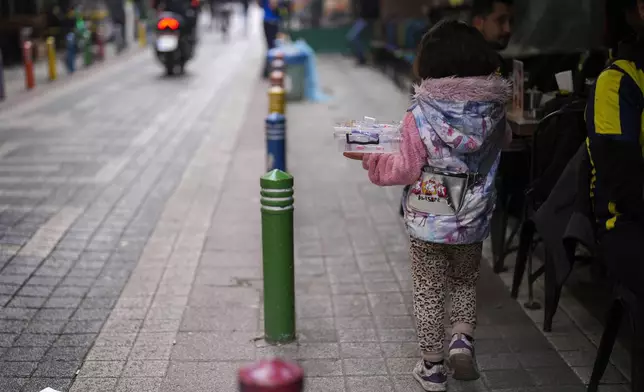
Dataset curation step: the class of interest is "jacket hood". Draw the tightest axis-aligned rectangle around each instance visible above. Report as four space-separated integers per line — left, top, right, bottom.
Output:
411 76 511 157
413 75 511 103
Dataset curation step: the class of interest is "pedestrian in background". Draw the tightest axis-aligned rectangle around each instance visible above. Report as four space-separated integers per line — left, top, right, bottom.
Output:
346 0 380 65
260 0 280 78
241 0 250 35
345 21 511 392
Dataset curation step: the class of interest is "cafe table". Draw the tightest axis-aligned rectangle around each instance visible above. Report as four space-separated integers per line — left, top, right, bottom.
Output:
490 110 535 273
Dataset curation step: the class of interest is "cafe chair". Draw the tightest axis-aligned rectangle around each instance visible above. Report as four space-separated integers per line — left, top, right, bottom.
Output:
509 99 587 329
558 148 644 392
586 282 643 392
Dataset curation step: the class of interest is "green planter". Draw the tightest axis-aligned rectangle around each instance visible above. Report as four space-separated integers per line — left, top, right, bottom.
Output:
288 25 372 54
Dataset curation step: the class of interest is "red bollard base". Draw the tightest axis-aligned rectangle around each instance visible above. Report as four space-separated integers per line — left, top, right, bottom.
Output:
239 358 303 392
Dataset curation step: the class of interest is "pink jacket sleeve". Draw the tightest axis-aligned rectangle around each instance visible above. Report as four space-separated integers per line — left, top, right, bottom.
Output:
361 112 427 186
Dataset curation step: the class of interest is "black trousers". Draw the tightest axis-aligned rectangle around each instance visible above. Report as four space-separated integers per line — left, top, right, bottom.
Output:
600 222 644 299
263 20 279 77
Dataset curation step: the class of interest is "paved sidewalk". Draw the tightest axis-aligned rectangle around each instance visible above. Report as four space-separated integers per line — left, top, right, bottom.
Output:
0 16 622 392
2 44 135 102
0 9 260 392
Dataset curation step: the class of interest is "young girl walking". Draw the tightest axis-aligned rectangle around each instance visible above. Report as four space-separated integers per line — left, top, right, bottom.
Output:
345 21 511 391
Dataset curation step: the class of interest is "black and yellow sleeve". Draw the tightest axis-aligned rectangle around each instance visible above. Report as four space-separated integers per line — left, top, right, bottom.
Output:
588 60 644 230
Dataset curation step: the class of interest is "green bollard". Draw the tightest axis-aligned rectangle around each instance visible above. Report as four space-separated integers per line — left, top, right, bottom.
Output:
260 169 295 344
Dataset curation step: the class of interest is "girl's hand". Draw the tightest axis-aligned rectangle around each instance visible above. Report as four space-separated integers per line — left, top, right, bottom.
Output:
343 152 365 160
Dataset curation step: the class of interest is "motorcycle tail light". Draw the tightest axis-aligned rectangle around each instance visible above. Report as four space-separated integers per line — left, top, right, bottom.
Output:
157 17 179 30
191 0 200 6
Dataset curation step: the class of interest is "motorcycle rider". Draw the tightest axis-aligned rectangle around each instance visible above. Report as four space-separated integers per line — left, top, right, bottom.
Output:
151 0 199 43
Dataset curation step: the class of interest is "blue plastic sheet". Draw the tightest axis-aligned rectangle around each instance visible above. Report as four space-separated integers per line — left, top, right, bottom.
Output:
268 40 329 102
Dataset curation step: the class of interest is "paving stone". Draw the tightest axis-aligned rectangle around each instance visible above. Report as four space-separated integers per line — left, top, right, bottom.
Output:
18 285 56 298
122 360 169 378
63 320 105 334
528 366 586 386
298 359 343 377
0 307 37 320
392 375 425 392
69 377 118 392
71 308 111 321
481 369 536 390
23 377 74 392
80 297 118 309
129 336 175 360
161 361 239 392
171 332 256 361
477 353 522 371
386 357 418 374
1 346 48 362
180 306 258 332
85 345 132 362
7 296 48 309
33 308 76 321
0 361 38 377
43 346 90 362
52 285 91 297
343 358 388 376
0 334 17 347
117 377 163 392
304 377 347 392
340 342 383 358
346 376 395 392
54 334 97 347
0 320 28 334
0 377 28 391
43 296 84 309
378 329 418 343
24 320 66 334
78 361 125 378
34 360 82 377
338 329 379 343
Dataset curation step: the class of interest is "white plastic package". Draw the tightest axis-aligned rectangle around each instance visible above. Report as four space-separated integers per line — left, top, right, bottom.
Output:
333 116 402 153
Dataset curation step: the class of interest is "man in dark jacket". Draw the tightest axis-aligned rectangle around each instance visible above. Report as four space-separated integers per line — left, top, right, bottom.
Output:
586 0 644 297
471 0 514 76
346 0 380 65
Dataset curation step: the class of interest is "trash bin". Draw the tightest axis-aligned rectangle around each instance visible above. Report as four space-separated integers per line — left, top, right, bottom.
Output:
269 47 307 102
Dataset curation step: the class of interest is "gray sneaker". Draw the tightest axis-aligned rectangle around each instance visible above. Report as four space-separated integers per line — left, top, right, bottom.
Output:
447 333 480 381
412 360 448 391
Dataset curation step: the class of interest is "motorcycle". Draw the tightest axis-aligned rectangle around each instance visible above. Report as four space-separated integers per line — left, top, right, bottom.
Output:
154 11 196 75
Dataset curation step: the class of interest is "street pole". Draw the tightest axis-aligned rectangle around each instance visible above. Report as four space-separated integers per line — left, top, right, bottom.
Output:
268 75 286 115
0 50 6 101
96 25 105 61
138 21 147 48
23 41 35 90
239 359 303 392
260 170 295 344
46 37 57 81
266 112 287 172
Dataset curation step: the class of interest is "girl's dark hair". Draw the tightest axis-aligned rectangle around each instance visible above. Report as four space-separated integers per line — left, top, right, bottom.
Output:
414 20 501 79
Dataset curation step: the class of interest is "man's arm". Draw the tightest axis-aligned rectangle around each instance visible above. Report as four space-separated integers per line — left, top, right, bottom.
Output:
590 65 644 227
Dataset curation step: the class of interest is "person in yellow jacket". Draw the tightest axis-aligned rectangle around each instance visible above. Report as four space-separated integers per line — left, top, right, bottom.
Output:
586 0 644 297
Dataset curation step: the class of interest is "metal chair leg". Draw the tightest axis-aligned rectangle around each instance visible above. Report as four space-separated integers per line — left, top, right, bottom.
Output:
524 249 542 310
511 219 535 298
631 302 644 392
588 299 623 392
492 187 509 273
543 250 562 332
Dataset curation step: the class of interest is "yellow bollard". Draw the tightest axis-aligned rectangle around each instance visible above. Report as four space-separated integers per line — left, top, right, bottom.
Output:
46 37 57 81
138 22 147 48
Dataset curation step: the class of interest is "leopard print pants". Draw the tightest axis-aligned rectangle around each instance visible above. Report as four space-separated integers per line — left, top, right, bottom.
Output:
410 238 482 361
